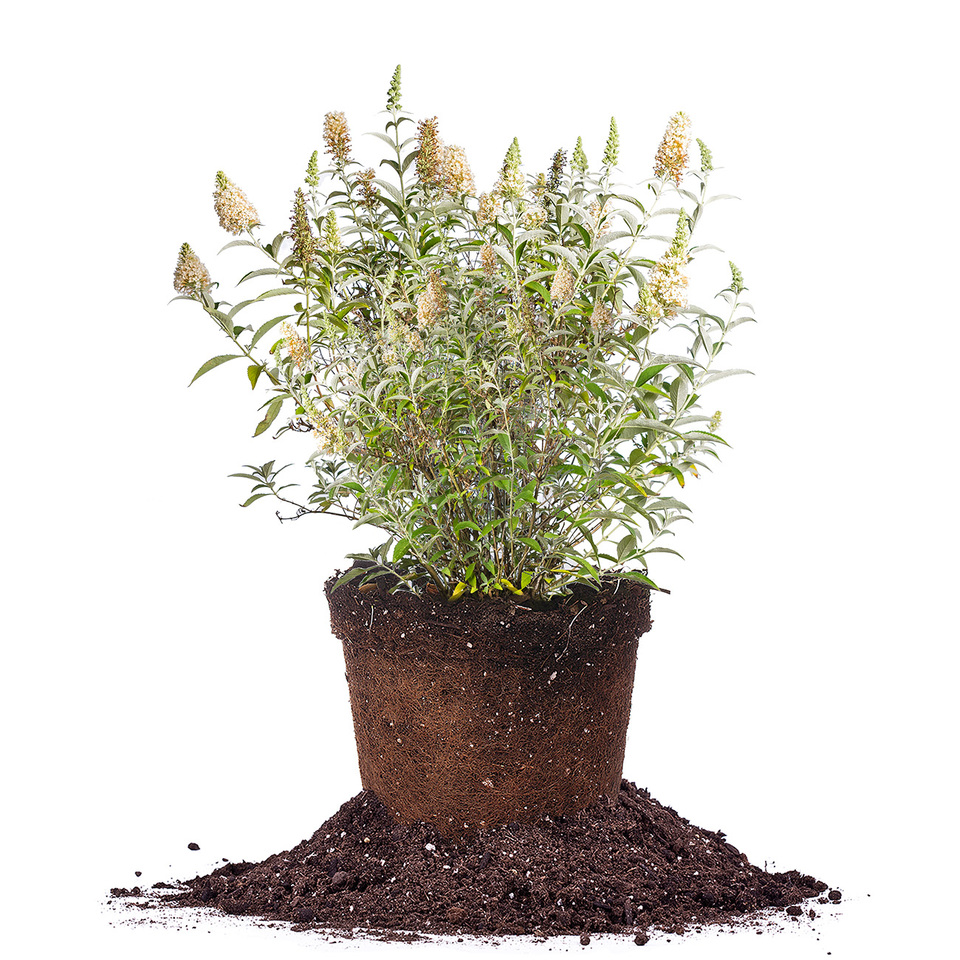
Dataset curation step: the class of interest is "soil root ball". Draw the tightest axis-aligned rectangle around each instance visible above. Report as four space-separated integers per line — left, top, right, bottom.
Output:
326 564 653 833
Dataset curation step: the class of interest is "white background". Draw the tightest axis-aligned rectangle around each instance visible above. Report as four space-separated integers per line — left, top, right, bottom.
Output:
3 2 957 957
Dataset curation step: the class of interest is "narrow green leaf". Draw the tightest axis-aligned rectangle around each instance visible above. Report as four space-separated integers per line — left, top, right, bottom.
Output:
251 314 288 347
253 397 283 437
188 354 242 386
635 363 669 387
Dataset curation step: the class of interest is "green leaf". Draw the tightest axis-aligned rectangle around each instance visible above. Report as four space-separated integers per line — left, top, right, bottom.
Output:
240 493 271 508
218 238 258 253
610 570 660 589
253 397 283 437
393 538 412 562
188 354 242 385
523 279 552 303
247 364 263 390
617 533 637 561
251 315 288 347
331 565 382 591
669 377 689 411
635 363 669 387
701 368 753 385
646 497 690 513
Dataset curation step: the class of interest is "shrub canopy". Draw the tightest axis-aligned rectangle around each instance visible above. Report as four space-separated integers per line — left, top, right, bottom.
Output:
173 67 754 602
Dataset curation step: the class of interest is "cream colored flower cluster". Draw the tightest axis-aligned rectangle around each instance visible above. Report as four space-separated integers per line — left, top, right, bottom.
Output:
416 271 448 327
495 167 525 200
654 112 692 185
590 300 613 332
480 242 498 277
648 253 689 313
379 310 424 364
523 204 547 229
636 284 665 324
214 172 259 235
416 117 475 197
443 145 474 196
645 213 690 317
550 259 576 305
477 192 501 227
299 391 349 457
313 413 350 457
173 243 211 298
323 111 352 165
283 323 310 369
587 199 611 237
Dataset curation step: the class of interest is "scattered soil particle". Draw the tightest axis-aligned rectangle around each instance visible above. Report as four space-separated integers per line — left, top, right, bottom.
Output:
123 780 832 940
111 886 142 898
187 843 200 851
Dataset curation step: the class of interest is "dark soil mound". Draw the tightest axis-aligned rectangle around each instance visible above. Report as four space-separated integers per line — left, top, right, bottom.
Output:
132 780 833 939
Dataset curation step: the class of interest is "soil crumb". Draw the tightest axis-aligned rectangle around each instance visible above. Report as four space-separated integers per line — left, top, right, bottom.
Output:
114 780 833 939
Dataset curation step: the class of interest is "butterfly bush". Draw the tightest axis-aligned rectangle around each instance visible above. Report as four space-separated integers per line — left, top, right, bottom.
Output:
173 66 755 602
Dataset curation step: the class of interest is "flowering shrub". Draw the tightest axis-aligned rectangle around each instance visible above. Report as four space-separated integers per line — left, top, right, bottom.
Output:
173 66 754 602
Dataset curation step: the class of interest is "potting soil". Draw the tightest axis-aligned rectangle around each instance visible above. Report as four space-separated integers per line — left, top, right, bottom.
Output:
326 566 652 832
112 780 834 940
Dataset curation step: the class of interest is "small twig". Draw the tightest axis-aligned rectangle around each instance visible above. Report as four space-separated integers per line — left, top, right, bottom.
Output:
276 507 311 523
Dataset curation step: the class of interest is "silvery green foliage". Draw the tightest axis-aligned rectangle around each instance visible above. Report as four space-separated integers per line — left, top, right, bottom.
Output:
174 71 754 602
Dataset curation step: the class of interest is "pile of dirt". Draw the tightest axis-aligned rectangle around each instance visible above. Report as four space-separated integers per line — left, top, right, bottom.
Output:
117 780 835 940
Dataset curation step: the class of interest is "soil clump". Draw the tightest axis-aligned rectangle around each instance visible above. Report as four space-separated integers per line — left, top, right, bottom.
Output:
124 780 832 940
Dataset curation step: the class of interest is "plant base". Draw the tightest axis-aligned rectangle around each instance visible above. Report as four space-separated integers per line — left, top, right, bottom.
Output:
325 566 652 834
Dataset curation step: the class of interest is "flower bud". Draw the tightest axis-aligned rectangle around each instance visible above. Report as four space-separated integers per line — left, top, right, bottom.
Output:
603 117 619 168
729 261 745 293
387 64 402 111
494 138 524 200
547 149 566 192
290 188 317 264
323 210 341 253
572 137 588 176
357 168 380 211
696 138 713 173
305 150 320 187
